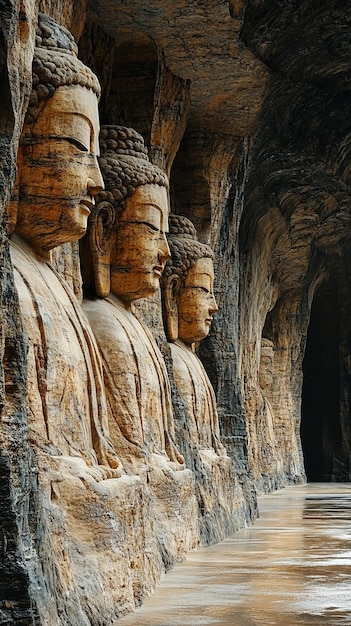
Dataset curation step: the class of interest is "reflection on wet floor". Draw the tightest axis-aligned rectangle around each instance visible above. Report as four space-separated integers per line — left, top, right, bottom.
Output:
116 484 351 626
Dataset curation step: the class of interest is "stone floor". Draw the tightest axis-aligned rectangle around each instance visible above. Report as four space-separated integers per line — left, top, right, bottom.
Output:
116 483 351 625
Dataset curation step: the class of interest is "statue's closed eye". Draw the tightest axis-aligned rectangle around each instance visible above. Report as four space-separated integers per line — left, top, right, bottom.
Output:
142 221 160 233
64 137 89 152
25 135 90 153
185 286 212 297
127 220 161 234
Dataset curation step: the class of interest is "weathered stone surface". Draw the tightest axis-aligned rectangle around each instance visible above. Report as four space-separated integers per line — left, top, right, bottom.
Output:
237 0 351 488
0 2 41 623
2 0 351 623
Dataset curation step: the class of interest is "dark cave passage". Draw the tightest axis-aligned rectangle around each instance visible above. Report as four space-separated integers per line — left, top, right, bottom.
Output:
301 280 342 481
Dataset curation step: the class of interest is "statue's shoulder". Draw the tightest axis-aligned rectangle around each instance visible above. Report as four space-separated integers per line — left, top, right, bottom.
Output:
170 341 192 376
82 297 139 358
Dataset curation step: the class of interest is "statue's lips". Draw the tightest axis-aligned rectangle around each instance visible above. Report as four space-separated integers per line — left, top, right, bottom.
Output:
153 265 164 277
80 199 95 214
205 318 213 325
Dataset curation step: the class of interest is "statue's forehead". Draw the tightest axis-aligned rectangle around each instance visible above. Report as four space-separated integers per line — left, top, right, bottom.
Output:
185 257 214 284
121 184 169 226
127 183 168 207
31 85 100 151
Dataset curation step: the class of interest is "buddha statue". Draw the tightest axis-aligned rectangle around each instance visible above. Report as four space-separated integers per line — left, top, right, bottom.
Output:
160 215 241 543
81 125 185 474
8 13 121 481
161 214 226 456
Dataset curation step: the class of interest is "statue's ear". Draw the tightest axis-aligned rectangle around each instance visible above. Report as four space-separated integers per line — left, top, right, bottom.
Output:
162 273 181 342
89 202 115 298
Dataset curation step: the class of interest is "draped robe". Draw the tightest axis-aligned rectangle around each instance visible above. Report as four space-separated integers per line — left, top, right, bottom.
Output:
83 294 184 470
10 236 119 473
170 339 226 455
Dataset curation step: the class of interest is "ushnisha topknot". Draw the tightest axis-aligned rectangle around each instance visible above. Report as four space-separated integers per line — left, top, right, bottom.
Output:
162 214 214 285
96 125 169 214
99 125 149 160
25 13 101 124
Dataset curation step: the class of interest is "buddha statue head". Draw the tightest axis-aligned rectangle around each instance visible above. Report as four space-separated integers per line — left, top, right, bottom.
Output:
161 214 218 346
84 125 170 305
8 13 104 255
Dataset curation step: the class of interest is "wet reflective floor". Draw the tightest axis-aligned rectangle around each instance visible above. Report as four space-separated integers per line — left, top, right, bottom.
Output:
116 483 351 625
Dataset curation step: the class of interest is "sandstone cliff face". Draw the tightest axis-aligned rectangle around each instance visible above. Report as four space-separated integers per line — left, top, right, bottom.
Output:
1 0 351 623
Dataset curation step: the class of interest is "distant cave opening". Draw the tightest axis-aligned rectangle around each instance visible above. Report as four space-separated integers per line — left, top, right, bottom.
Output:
301 280 342 481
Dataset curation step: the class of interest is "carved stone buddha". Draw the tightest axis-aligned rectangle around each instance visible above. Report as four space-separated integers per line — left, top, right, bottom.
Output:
82 125 185 474
161 214 226 456
160 215 242 542
8 13 120 481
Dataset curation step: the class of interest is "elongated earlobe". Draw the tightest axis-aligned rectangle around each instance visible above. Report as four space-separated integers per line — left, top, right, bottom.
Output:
89 202 115 298
162 273 180 342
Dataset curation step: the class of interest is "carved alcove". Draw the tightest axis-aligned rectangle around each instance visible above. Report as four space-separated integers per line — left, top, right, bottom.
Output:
102 35 158 139
80 26 159 143
170 133 212 241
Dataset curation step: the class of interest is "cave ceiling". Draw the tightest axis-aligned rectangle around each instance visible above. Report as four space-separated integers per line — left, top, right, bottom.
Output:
86 0 351 289
87 0 268 137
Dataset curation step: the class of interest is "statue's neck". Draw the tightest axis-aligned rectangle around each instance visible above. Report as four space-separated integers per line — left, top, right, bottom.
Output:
175 338 195 353
106 292 133 313
10 233 51 262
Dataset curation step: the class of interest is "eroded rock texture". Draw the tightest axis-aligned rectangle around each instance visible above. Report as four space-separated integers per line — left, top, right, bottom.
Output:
0 2 42 623
1 0 351 623
239 0 351 487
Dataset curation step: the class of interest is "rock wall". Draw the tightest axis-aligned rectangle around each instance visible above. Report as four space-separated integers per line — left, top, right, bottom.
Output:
239 0 351 487
1 0 351 623
0 2 42 623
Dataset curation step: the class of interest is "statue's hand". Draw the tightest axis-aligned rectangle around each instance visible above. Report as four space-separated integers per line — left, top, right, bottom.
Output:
52 455 121 484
